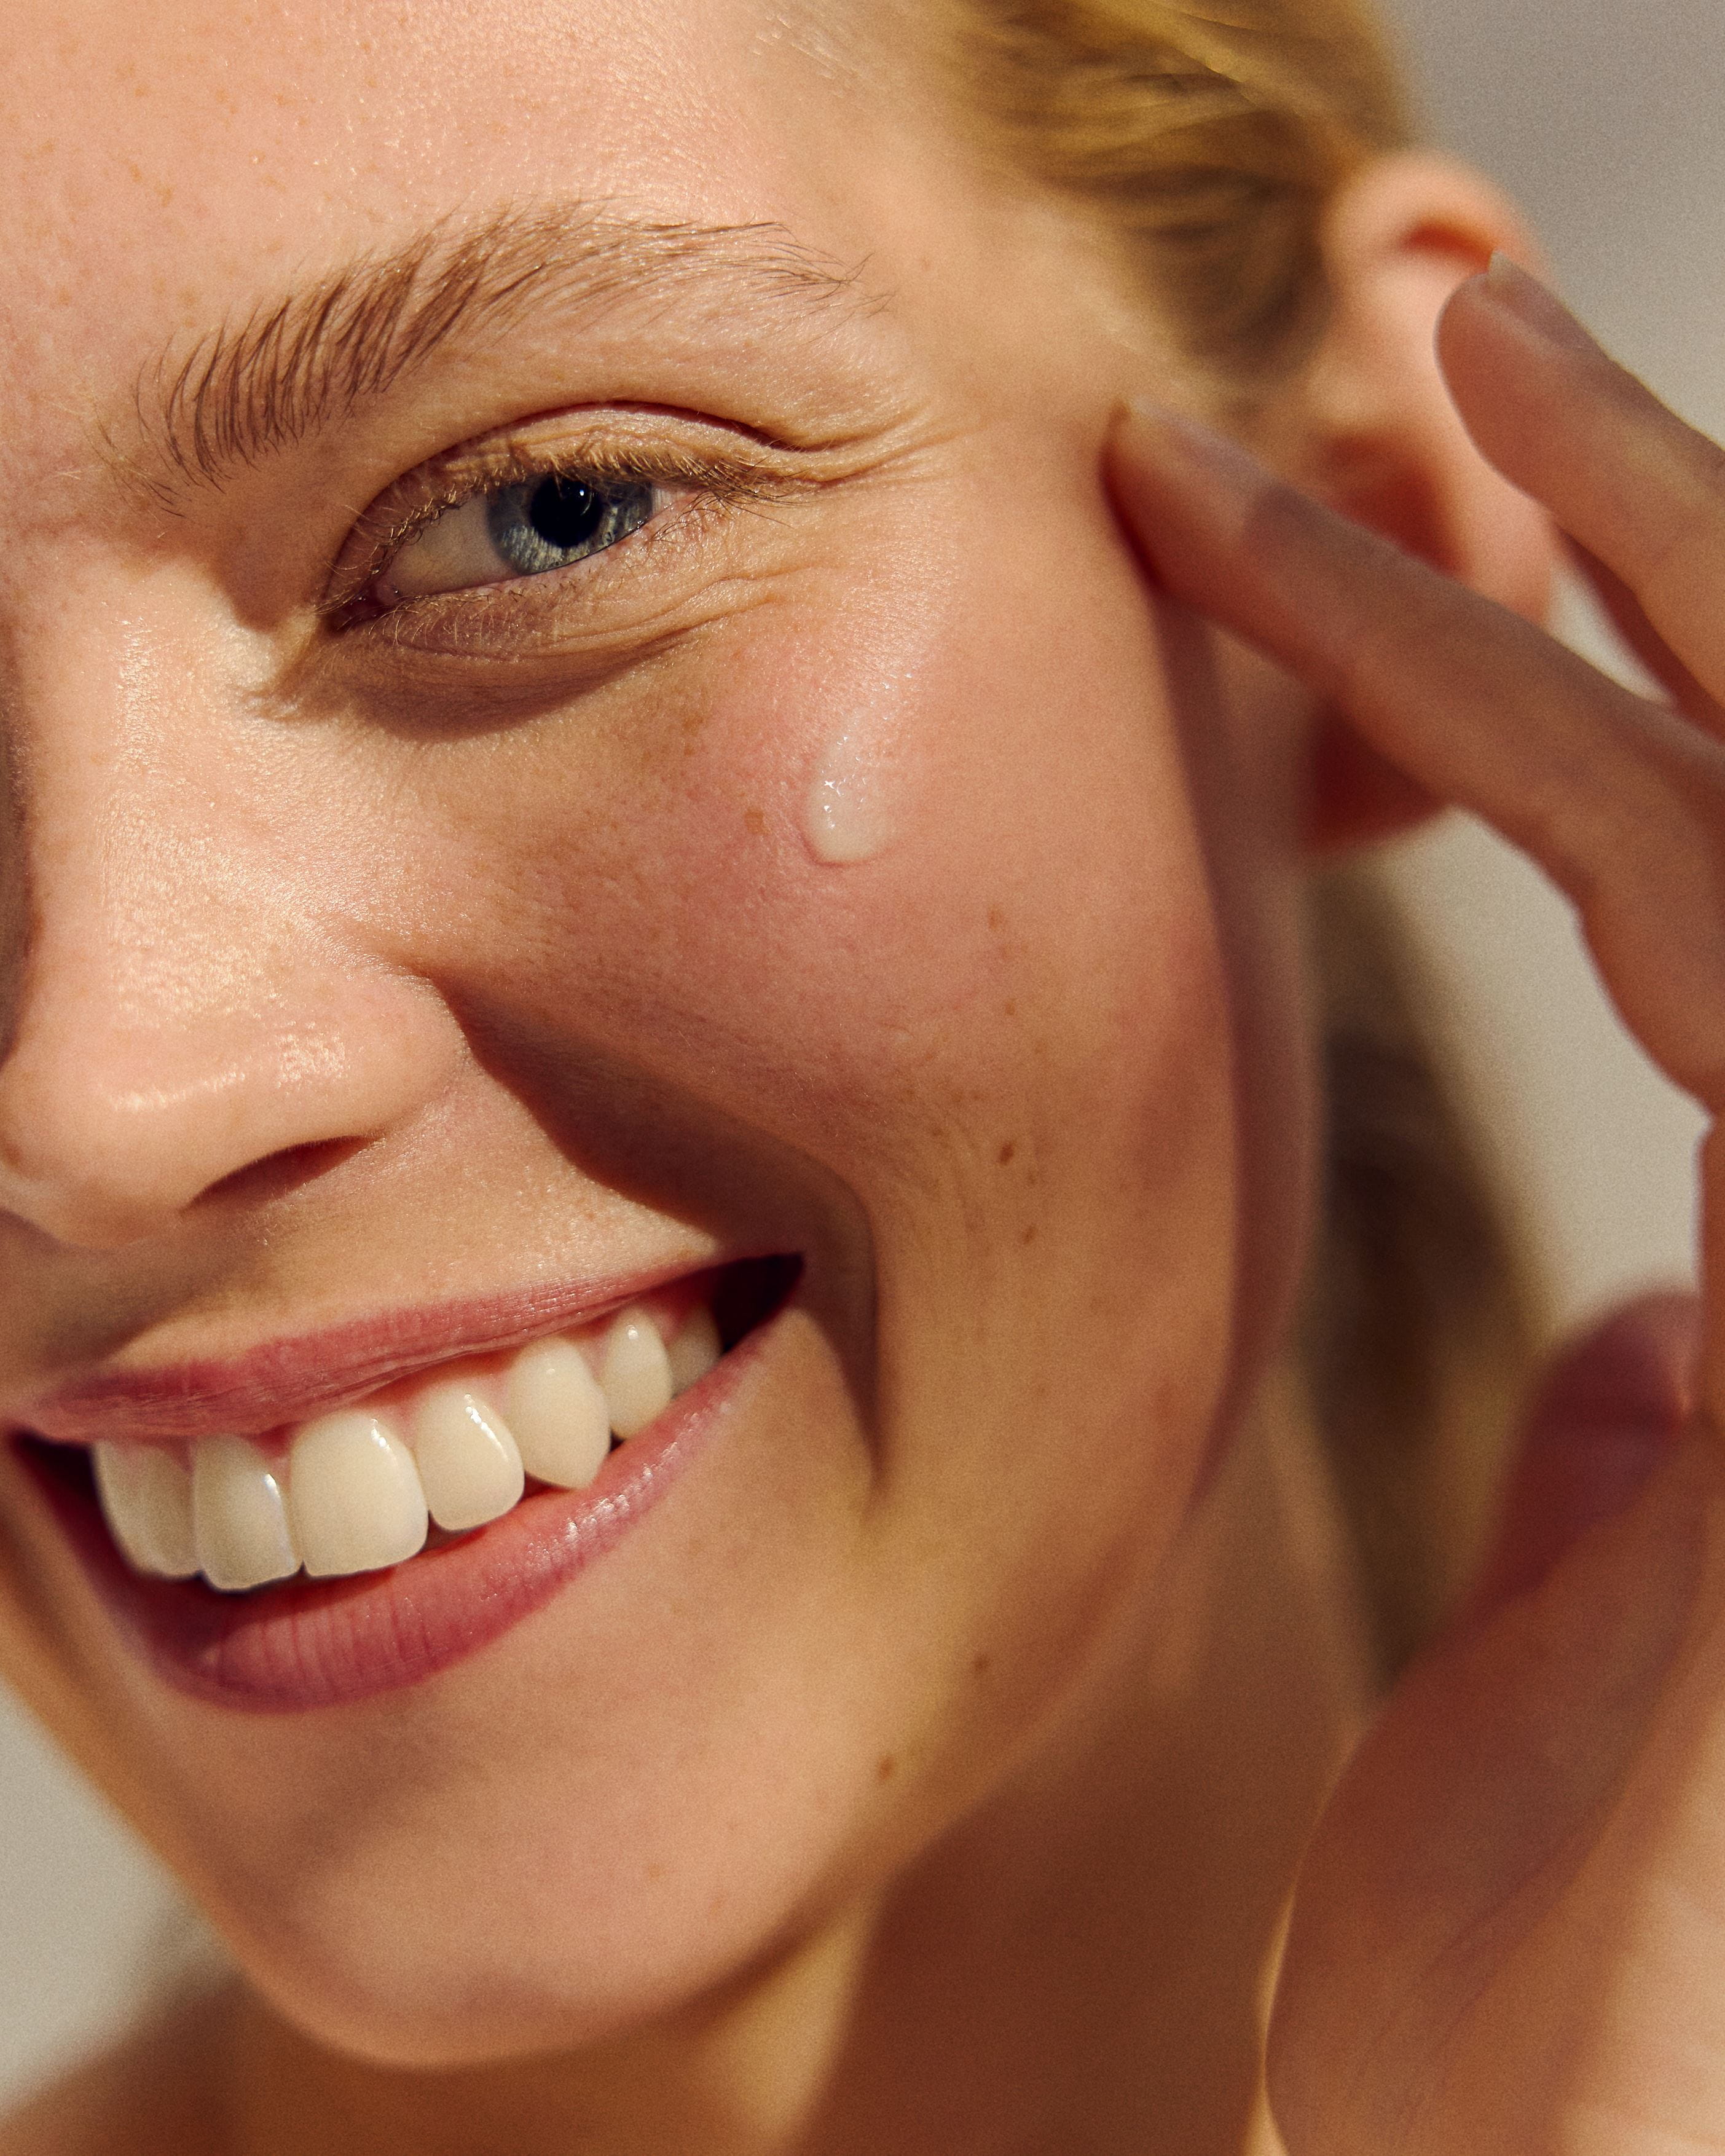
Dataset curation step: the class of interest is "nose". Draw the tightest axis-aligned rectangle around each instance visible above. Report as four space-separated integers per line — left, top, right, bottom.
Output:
0 606 463 1249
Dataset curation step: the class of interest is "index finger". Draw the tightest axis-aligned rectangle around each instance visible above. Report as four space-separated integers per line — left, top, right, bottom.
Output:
1106 401 1725 1105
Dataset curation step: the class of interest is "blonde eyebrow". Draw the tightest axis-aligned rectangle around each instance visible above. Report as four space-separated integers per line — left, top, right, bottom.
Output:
116 205 866 509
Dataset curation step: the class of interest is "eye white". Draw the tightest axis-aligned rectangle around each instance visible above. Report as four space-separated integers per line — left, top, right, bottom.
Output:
380 494 508 602
374 474 661 607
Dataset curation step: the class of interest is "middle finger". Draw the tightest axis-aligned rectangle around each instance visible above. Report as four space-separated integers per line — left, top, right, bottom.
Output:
1439 259 1725 721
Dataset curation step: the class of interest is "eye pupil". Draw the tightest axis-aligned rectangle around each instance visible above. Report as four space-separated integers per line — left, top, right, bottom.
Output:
527 474 605 551
478 471 656 581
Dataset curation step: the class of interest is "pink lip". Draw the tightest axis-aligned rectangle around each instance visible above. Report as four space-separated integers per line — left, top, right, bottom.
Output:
12 1265 721 1444
17 1310 777 1712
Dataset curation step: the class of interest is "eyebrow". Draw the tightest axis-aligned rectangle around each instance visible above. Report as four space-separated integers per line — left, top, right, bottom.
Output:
114 205 867 509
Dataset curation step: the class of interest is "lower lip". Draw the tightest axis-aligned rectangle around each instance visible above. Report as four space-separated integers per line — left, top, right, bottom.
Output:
18 1317 776 1715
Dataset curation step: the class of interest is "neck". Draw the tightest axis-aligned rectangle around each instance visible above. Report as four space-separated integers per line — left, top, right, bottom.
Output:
197 1378 1369 2156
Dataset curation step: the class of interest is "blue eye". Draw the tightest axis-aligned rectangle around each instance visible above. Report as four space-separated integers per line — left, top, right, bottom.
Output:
377 472 661 604
485 475 656 575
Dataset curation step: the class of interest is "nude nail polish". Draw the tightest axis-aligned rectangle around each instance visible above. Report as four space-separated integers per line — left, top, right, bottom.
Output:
1482 252 1598 355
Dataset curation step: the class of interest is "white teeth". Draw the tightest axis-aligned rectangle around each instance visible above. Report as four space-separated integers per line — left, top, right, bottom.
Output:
600 1307 674 1438
192 1438 299 1592
288 1413 429 1579
93 1444 198 1579
667 1306 722 1396
411 1385 525 1531
93 1297 726 1589
504 1339 611 1489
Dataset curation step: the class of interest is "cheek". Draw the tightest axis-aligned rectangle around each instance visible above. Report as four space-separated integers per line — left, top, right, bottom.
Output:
397 544 1222 1201
387 532 1244 1554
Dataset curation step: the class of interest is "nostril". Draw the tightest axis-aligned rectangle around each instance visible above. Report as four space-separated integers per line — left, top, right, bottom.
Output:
200 1138 371 1210
0 962 466 1246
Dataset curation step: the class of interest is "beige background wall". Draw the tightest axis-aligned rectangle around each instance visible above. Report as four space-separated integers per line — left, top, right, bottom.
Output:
1 0 1717 2107
1383 0 1715 1326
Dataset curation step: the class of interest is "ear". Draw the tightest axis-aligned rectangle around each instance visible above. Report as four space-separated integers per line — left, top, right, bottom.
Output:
1268 152 1561 854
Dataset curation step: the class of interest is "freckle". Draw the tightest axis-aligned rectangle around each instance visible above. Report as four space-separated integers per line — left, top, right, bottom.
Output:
997 1141 1016 1167
645 1862 666 1882
876 1755 897 1783
972 1653 992 1680
744 808 766 836
987 905 1005 933
1021 1225 1037 1244
1003 999 1016 1018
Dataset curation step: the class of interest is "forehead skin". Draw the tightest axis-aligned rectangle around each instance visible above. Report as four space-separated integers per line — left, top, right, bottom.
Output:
0 0 1018 521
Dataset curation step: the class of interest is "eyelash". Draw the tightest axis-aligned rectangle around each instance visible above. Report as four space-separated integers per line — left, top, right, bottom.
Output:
327 435 785 629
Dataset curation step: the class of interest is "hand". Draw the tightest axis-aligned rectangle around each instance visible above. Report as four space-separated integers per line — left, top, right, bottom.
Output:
1109 262 1725 2155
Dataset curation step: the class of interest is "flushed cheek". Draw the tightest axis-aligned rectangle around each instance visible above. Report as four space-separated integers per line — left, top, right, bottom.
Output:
466 553 1241 1532
383 539 1240 1460
417 558 1215 1173
367 533 1239 1522
664 561 1240 1481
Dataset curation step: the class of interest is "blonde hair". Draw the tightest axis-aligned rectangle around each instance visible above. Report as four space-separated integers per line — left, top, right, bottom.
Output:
941 0 1533 1674
940 0 1412 380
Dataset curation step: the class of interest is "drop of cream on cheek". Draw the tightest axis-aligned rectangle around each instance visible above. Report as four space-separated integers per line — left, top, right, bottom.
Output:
802 728 895 865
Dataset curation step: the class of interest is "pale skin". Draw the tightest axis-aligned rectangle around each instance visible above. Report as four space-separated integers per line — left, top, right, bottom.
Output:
0 2 1713 2152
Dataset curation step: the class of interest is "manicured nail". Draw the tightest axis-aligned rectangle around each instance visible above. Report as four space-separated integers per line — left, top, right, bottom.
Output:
1482 252 1598 356
1118 399 1270 500
1464 1294 1697 1621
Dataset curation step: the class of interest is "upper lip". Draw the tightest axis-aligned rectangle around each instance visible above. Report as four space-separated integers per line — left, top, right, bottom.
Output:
8 1263 720 1445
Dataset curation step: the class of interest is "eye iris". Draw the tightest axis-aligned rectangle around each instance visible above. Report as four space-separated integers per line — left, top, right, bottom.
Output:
484 474 655 578
528 475 604 551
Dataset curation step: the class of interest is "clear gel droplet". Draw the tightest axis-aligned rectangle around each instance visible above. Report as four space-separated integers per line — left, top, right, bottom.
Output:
803 729 894 864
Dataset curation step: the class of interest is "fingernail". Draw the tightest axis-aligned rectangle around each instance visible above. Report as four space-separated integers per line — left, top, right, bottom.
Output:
1465 1294 1698 1621
1467 1421 1675 1624
1117 399 1271 502
1481 252 1598 356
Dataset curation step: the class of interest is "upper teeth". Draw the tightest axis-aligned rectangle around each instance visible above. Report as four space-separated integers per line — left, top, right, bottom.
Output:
90 1302 721 1594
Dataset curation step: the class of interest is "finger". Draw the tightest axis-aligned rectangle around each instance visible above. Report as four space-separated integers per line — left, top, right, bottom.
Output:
1270 1422 1724 2156
1107 401 1725 1106
1439 259 1725 712
1468 1291 1698 1619
1567 537 1725 728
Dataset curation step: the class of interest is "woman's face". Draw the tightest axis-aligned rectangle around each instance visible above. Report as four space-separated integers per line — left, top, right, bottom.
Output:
0 0 1310 2060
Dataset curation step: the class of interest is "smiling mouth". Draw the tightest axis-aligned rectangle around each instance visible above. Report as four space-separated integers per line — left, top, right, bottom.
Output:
23 1256 798 1600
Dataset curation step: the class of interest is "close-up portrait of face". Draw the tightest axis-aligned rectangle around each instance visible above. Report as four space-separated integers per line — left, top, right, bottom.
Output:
2 2 1724 2152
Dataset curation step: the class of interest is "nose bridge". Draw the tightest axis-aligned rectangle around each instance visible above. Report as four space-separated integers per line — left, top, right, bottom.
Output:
0 595 458 1248
25 611 291 1048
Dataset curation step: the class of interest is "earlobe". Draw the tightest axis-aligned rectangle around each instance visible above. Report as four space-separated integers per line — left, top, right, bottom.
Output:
1280 152 1561 855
